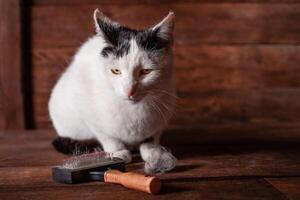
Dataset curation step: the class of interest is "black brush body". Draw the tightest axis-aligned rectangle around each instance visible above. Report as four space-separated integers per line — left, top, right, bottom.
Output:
52 157 125 184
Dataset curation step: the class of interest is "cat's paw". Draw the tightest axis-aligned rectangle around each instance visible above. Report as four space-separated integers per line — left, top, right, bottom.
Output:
111 149 132 163
143 146 177 175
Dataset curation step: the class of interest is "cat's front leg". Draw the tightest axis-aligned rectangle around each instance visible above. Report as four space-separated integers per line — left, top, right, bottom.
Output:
97 135 132 163
139 142 177 174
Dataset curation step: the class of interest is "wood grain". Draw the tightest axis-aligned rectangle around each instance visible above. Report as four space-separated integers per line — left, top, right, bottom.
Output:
31 4 300 48
0 0 24 129
162 123 300 146
266 178 300 200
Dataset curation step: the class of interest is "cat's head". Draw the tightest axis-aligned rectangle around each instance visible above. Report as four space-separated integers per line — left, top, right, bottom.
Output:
93 9 175 102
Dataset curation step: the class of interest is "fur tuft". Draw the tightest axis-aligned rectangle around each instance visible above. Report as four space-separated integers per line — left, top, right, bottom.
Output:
52 137 101 155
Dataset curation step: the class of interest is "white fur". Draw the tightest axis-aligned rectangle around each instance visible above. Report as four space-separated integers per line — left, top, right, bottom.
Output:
49 11 176 173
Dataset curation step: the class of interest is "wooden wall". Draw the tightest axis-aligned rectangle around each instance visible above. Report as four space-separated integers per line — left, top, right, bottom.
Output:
0 0 24 129
11 0 299 139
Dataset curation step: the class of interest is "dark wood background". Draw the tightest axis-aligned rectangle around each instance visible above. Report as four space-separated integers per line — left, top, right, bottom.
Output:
1 0 300 142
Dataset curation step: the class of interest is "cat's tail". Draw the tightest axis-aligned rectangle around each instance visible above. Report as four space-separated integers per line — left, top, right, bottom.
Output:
52 137 102 155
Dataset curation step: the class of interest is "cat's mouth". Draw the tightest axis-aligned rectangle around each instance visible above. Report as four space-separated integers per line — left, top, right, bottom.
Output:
126 96 142 103
124 93 145 103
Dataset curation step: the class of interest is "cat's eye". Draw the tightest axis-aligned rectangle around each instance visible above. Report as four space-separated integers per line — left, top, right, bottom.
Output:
140 69 153 75
111 68 121 75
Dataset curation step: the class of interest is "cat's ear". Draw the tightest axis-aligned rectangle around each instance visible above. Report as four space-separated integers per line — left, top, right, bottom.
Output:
93 9 120 44
151 12 175 41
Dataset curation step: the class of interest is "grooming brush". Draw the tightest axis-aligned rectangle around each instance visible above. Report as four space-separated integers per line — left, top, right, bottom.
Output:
52 151 161 194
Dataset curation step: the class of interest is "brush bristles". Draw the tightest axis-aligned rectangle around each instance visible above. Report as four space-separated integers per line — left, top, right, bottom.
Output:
62 151 111 169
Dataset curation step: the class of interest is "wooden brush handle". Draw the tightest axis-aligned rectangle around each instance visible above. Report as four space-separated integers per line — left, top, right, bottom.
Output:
104 169 161 194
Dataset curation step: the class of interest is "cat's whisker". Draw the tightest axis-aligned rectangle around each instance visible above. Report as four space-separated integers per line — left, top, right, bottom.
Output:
148 94 174 124
149 102 165 124
148 97 169 125
154 92 178 100
157 100 176 119
148 91 178 114
152 102 168 124
151 88 179 99
149 94 174 116
149 89 186 111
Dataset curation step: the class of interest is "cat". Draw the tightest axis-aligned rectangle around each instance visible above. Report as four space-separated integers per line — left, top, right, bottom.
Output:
49 9 177 174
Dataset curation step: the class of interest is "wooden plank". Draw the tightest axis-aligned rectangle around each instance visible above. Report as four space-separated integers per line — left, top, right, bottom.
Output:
162 123 300 145
0 0 24 129
0 178 287 200
0 143 66 167
266 178 300 200
177 89 300 124
28 0 300 6
175 46 300 90
163 144 300 180
0 129 54 142
31 4 300 48
0 131 66 167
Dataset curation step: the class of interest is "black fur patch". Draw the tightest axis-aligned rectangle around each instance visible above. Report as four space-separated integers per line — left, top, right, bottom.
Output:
97 19 170 58
137 28 170 52
101 41 131 58
52 137 102 155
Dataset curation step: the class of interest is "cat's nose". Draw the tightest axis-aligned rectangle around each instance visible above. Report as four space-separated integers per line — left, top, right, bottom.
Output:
127 86 137 98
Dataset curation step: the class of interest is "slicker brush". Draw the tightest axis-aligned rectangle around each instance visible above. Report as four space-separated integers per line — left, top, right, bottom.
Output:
52 151 161 194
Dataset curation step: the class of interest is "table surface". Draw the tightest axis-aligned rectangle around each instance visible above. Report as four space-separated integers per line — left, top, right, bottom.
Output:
0 130 300 200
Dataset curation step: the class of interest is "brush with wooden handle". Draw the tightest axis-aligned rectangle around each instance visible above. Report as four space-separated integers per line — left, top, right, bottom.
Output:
52 151 161 194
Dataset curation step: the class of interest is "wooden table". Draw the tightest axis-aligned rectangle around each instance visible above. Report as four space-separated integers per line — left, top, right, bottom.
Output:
0 130 300 199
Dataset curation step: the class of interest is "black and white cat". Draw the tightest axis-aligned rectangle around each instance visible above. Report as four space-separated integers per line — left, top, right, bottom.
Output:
49 9 177 174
